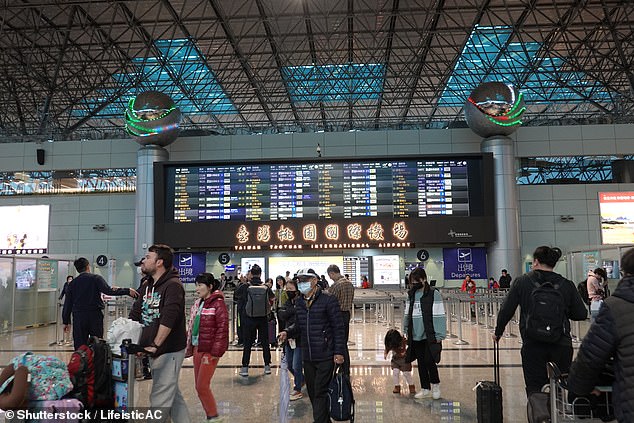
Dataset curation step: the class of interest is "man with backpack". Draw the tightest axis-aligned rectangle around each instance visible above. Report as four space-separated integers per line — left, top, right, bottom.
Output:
239 264 275 377
493 246 587 395
129 244 190 423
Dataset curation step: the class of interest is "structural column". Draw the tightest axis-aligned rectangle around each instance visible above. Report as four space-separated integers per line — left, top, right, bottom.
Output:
135 145 168 259
481 136 521 279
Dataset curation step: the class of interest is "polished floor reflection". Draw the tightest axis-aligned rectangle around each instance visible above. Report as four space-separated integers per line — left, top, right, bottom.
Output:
0 310 593 422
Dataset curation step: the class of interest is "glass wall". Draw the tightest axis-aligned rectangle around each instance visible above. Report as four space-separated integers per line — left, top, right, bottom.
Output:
0 257 14 333
0 257 71 331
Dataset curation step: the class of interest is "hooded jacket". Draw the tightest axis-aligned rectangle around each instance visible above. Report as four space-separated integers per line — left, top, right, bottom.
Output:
494 269 587 345
129 267 186 356
568 276 634 422
185 290 229 358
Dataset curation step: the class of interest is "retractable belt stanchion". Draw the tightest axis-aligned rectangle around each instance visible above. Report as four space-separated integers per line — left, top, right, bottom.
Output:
443 293 457 338
454 293 469 345
49 302 64 346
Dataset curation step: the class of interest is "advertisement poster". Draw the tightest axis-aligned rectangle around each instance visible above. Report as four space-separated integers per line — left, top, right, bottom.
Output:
0 205 50 254
174 252 206 284
241 257 267 280
599 192 634 244
268 256 343 282
443 247 487 280
36 259 58 290
15 259 37 290
582 251 600 274
372 255 400 285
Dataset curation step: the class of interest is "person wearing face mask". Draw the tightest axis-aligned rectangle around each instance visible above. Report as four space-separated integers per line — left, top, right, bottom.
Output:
185 273 228 422
277 277 304 401
278 269 345 423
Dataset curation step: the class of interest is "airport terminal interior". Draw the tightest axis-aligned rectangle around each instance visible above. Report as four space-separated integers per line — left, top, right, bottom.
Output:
1 0 634 422
0 293 597 422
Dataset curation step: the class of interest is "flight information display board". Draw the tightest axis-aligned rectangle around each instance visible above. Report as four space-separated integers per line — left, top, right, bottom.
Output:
154 154 495 249
169 159 470 222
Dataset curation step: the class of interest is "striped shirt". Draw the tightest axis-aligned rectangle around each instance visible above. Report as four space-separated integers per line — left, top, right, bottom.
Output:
328 275 355 313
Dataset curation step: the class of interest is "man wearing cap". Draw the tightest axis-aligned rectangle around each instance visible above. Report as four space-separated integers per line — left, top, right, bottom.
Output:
327 264 355 376
279 268 345 423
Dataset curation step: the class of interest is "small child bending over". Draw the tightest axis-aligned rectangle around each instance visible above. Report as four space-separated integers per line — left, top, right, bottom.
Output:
384 329 415 395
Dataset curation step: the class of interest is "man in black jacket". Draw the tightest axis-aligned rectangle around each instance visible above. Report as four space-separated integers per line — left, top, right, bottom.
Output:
494 246 587 394
498 269 512 289
62 257 137 350
279 268 345 423
568 248 634 423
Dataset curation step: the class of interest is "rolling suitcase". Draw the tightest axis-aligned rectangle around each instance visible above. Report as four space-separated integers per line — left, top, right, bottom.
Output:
476 341 503 422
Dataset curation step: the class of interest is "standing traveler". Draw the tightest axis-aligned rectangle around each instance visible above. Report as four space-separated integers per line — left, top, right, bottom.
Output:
568 248 634 423
239 264 275 377
58 275 73 301
494 246 587 395
277 277 304 401
186 273 229 422
62 257 138 350
403 267 446 399
278 268 345 423
129 244 191 423
327 264 355 375
588 267 608 322
498 269 512 289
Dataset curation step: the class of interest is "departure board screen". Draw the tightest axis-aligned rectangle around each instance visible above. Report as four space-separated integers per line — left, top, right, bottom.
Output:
154 154 495 249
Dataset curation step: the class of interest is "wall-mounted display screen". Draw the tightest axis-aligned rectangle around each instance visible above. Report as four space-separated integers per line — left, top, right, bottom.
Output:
155 154 495 249
372 255 401 285
599 192 634 245
0 205 50 254
268 256 344 282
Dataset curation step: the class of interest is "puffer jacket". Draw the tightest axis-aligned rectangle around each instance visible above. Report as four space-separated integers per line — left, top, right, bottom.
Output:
495 270 588 345
278 297 301 344
185 290 229 358
287 288 345 362
568 276 634 423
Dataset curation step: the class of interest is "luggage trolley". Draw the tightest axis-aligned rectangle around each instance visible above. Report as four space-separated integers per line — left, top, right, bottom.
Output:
547 362 613 423
111 340 138 418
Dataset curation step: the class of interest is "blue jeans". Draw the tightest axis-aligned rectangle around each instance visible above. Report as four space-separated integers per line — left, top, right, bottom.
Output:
285 343 304 392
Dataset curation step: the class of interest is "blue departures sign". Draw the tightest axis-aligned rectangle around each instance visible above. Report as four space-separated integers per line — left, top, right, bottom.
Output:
175 252 206 283
443 247 488 280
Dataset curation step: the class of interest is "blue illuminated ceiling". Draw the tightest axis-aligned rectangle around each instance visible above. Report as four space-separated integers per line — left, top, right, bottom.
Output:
439 25 613 107
2 1 632 139
281 64 385 103
72 39 237 118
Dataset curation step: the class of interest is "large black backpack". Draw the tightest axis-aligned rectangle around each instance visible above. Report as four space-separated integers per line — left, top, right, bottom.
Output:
577 279 590 305
245 284 270 318
525 273 567 343
89 336 114 408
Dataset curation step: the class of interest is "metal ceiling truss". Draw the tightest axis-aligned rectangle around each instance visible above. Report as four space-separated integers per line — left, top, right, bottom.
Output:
0 0 633 141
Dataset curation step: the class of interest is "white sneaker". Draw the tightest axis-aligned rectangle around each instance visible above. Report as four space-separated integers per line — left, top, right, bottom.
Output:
431 383 441 399
414 389 432 399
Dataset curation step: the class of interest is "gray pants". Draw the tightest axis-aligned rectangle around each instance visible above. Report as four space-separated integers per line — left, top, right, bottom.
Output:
150 349 191 423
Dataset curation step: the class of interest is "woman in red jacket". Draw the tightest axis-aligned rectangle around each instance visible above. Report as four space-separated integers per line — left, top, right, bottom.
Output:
186 273 229 422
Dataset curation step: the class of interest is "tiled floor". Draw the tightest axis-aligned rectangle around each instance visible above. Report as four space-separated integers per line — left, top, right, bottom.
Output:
0 309 592 422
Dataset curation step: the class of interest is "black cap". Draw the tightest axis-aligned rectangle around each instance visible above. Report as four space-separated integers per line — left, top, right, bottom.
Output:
134 258 144 267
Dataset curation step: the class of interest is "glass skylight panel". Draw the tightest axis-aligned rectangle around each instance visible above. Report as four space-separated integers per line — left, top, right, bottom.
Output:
439 25 612 107
282 63 385 103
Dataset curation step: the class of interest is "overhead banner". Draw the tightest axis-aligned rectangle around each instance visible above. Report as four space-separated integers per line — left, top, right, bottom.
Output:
174 252 206 284
443 247 487 280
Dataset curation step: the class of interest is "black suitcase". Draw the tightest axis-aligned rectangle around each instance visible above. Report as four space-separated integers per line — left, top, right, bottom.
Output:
476 341 503 422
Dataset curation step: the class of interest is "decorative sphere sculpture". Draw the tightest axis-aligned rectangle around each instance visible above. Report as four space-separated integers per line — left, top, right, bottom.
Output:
464 82 525 138
125 91 182 147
